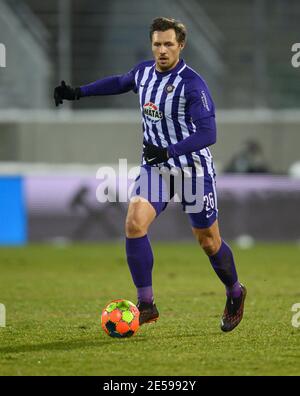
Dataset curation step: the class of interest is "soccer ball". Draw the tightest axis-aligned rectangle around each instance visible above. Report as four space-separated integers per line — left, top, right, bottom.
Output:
101 299 140 338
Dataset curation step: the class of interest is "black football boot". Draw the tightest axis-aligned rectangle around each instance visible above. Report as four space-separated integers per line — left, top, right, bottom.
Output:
221 284 247 332
137 301 159 325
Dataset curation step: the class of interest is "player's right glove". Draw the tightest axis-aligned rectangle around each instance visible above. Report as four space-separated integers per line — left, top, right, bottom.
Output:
54 81 82 107
143 141 169 165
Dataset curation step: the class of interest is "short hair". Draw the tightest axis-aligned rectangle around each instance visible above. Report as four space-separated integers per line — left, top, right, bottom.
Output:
149 17 187 44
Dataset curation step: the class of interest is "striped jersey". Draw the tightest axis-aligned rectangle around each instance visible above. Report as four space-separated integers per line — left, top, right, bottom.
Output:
81 58 217 177
127 59 216 173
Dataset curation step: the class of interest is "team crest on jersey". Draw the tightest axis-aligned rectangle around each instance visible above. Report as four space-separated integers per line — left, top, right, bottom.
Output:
143 102 163 123
165 84 175 94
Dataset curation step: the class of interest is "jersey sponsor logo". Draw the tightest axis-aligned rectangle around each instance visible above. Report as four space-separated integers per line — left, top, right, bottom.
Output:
165 84 175 94
143 102 163 123
201 90 210 111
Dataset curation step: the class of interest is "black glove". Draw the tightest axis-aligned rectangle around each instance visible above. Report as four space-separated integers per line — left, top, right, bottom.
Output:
143 141 169 165
54 81 81 107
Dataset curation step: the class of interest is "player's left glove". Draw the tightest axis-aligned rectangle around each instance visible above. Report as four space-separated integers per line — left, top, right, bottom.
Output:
143 142 169 165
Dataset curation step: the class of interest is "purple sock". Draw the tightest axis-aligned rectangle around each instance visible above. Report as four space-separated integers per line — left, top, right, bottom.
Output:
208 240 241 298
126 235 154 303
226 281 242 298
137 286 154 304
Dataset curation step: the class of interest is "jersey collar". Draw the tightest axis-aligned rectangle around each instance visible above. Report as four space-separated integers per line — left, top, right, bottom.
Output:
154 59 186 77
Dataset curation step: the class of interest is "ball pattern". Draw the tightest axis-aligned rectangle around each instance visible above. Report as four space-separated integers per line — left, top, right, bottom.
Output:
101 299 140 338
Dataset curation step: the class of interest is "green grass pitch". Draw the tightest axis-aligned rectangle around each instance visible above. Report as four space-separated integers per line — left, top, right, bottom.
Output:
0 243 299 376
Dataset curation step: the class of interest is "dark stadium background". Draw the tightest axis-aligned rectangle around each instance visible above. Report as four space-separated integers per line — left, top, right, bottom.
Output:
0 0 299 377
1 0 300 245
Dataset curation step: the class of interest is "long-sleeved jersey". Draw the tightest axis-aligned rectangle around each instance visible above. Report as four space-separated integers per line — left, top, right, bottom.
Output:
80 59 216 176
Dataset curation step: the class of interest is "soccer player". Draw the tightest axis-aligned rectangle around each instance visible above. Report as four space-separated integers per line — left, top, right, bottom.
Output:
54 17 247 332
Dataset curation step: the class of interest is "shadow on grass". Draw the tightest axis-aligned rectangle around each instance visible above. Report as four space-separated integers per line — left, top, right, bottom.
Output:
0 337 147 355
0 330 209 355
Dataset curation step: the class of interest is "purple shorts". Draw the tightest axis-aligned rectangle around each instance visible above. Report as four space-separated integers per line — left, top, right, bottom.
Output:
130 165 218 229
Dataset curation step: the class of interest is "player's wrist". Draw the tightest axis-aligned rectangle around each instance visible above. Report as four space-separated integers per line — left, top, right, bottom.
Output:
167 145 176 159
74 87 82 100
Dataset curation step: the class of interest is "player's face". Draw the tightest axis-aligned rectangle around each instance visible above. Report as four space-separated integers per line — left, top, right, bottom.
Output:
152 29 184 72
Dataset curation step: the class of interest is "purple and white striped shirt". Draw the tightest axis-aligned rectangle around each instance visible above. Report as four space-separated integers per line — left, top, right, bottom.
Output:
80 59 216 175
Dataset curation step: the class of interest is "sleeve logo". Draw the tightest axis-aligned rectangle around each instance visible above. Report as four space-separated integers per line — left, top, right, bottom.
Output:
200 90 210 111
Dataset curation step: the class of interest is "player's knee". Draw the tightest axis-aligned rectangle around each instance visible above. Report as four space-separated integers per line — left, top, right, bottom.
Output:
199 237 216 256
192 226 222 256
195 234 221 256
125 218 147 238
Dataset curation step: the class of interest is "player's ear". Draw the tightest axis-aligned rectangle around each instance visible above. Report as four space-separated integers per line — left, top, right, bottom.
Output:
179 42 185 51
